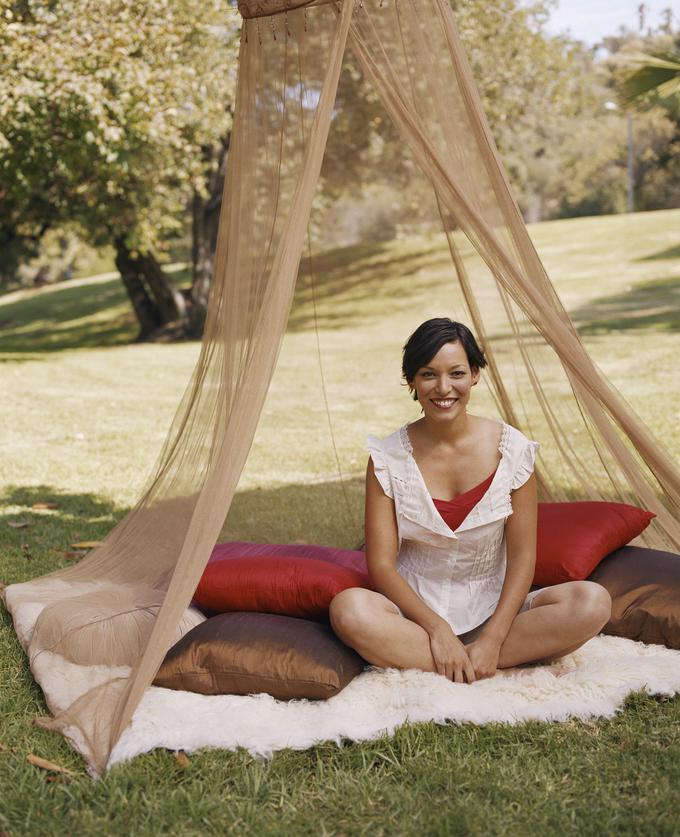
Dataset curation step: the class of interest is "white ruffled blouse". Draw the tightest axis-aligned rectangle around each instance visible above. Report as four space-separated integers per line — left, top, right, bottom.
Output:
366 421 539 634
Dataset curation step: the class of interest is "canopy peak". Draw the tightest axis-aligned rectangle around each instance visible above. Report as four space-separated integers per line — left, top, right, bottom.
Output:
238 0 326 20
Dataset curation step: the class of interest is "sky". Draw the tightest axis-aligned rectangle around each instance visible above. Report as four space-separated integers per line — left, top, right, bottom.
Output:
544 0 677 44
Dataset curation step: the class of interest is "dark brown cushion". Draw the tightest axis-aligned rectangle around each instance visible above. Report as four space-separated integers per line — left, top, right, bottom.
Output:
153 611 366 699
588 546 680 649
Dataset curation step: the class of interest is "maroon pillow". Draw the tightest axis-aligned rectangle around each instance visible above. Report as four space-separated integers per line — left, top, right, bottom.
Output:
193 555 372 619
534 501 655 585
208 540 368 575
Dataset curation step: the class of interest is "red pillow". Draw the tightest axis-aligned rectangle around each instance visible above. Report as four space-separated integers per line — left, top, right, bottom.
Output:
534 501 655 585
193 556 372 620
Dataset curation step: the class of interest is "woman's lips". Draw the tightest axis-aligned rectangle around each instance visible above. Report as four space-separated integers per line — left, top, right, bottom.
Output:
431 398 457 410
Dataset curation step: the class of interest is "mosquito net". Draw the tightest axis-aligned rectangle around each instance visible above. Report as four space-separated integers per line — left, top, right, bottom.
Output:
3 0 679 775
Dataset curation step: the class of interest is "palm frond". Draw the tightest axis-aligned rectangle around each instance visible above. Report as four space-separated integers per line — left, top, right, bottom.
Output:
620 50 680 106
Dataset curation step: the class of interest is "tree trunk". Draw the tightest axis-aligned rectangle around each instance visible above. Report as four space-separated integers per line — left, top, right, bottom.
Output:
525 193 544 224
189 133 230 337
136 250 187 324
114 237 188 340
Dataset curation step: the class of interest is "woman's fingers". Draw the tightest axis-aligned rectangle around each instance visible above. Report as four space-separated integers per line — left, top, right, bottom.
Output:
464 659 477 683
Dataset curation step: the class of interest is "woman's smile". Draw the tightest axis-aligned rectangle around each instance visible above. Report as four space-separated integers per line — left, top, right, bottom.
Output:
430 397 458 410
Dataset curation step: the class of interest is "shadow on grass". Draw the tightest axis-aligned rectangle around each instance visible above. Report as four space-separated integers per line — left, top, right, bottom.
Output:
288 240 449 333
571 274 680 334
0 477 366 587
637 244 680 262
0 240 452 356
0 486 125 585
0 267 193 358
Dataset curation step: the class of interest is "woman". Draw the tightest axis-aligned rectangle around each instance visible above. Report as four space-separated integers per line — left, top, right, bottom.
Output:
330 318 611 683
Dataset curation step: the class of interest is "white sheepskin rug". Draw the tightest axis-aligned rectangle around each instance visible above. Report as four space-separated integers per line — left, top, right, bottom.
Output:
5 582 680 769
107 634 680 768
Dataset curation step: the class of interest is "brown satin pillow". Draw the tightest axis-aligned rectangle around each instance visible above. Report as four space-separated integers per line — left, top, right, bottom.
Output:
588 546 680 649
153 611 366 700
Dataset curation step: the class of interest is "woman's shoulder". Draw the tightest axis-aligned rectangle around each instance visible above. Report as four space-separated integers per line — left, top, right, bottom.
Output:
499 420 539 450
365 425 409 496
467 416 538 462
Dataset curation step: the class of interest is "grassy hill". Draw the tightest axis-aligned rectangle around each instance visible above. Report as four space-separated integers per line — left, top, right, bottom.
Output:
1 209 679 834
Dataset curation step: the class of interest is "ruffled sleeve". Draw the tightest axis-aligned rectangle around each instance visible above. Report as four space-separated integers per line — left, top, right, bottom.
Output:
511 438 540 490
366 434 394 499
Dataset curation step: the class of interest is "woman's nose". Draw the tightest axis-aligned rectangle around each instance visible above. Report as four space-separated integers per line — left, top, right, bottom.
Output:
434 376 451 394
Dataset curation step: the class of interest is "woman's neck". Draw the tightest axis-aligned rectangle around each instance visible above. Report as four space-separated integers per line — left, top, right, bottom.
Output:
415 411 473 447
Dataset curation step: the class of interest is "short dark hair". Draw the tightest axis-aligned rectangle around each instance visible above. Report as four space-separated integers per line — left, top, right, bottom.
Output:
402 319 487 400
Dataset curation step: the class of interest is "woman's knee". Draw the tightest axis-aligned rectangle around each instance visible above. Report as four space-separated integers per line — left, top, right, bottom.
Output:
328 587 377 640
328 587 370 636
567 580 612 634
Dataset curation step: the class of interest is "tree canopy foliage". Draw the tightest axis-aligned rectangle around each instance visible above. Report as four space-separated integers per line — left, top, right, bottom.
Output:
1 0 238 334
1 0 679 338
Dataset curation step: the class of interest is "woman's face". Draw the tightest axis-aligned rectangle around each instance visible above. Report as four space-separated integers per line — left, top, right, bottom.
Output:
409 340 480 420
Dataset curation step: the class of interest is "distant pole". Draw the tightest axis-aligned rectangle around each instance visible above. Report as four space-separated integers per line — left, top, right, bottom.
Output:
637 3 647 31
627 112 635 213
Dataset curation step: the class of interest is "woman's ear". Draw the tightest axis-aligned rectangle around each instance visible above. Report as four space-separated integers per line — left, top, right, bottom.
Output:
471 367 481 386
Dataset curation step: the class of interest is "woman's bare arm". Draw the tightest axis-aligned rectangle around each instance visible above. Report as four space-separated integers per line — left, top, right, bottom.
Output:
364 458 450 636
480 472 538 643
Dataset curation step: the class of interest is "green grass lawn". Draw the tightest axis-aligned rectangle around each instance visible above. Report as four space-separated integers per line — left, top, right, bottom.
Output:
1 209 680 835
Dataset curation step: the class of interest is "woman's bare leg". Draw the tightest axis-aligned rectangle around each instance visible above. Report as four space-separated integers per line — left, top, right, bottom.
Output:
330 581 612 676
495 581 612 669
329 588 438 671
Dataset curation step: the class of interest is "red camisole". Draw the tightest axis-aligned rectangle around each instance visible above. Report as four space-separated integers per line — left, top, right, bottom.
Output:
432 468 498 532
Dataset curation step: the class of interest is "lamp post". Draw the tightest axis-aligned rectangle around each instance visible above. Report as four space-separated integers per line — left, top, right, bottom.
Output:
605 101 635 212
626 111 634 213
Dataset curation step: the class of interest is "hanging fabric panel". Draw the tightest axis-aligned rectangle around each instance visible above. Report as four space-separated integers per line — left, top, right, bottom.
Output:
346 0 680 548
3 0 354 774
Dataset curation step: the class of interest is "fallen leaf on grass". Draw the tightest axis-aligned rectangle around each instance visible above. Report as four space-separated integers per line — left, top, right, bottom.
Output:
8 520 31 529
53 549 87 560
71 541 104 549
32 502 59 510
174 750 190 768
27 753 75 775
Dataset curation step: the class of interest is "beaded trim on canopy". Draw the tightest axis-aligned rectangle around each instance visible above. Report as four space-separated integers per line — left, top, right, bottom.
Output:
238 0 329 19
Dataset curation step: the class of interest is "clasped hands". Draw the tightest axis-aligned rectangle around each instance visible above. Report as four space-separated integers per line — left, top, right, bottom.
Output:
428 622 502 683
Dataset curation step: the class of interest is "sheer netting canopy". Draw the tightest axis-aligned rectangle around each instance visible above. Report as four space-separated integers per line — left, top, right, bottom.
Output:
3 0 680 775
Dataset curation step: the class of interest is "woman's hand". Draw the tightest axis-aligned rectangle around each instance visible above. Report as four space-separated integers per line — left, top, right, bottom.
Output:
465 634 502 680
428 623 476 683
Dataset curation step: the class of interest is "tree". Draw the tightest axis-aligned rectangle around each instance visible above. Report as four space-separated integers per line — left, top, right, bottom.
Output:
619 48 680 211
0 0 238 338
316 0 606 235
